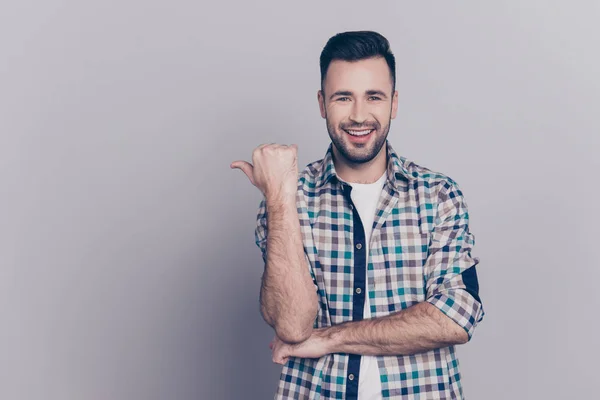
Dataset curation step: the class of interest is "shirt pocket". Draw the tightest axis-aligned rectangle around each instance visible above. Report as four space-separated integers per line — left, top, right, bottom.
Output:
392 230 431 268
383 230 431 308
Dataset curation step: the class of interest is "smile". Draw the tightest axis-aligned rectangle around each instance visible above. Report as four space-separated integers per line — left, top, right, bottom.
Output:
344 129 374 136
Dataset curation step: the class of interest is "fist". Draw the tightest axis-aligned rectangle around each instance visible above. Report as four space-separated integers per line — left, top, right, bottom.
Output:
230 143 299 199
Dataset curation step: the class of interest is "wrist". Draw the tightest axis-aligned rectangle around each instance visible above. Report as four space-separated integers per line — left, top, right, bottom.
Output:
266 191 297 209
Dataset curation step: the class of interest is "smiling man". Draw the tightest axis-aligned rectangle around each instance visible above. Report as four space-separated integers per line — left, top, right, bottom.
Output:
231 30 484 400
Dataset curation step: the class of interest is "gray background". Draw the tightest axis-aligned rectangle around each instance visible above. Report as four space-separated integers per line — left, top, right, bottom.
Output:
1 1 598 399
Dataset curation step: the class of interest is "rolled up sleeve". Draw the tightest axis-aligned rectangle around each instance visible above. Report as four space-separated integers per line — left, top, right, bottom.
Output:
424 180 484 341
254 198 269 264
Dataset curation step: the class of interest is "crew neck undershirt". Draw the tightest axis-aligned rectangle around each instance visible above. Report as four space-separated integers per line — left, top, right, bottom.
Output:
346 169 387 400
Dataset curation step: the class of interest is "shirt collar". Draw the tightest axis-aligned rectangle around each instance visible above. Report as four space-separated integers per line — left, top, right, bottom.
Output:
314 139 415 189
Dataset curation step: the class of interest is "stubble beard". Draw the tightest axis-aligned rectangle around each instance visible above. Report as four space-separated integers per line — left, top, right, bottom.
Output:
325 113 391 165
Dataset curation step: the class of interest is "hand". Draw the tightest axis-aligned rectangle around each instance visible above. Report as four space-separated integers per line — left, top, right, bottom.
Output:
230 143 299 200
269 328 331 365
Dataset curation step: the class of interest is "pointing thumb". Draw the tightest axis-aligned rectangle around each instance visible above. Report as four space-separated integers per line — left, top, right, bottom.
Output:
230 160 255 186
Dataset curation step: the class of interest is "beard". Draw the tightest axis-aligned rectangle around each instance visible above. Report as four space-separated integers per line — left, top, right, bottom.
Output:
325 112 391 165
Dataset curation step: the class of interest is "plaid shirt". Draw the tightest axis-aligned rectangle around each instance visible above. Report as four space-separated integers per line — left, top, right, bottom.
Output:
255 139 484 399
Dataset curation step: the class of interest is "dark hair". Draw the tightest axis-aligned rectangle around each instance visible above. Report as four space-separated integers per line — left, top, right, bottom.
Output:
319 30 396 97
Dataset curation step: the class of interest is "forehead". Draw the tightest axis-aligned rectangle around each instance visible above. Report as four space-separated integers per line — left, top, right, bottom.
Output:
324 57 392 93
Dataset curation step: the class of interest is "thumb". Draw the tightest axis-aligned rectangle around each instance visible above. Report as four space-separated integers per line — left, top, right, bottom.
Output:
230 160 255 186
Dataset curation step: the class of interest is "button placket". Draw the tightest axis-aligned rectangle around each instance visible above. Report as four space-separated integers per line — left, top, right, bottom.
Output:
340 181 363 399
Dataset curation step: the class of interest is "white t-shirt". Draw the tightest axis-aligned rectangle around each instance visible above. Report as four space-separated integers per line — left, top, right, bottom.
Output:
348 170 387 400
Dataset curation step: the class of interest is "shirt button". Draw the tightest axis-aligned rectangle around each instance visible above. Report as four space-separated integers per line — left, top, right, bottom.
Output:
350 204 354 210
348 373 354 380
355 287 362 294
356 243 362 250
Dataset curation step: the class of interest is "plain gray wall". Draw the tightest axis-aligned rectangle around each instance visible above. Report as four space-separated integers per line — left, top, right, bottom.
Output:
1 1 598 399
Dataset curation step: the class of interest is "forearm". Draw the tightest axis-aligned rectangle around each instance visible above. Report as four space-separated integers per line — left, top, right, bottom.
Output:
260 195 319 344
325 302 468 356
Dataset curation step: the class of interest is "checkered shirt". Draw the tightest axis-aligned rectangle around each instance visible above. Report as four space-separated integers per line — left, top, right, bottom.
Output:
255 139 484 399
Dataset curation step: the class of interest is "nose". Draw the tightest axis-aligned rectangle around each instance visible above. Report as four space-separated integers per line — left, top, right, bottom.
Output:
349 99 368 124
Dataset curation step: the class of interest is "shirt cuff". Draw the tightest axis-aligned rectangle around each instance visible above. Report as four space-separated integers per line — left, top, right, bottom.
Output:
425 288 484 341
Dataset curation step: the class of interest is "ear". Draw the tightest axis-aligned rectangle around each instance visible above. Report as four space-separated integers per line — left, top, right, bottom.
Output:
391 90 399 119
317 90 326 119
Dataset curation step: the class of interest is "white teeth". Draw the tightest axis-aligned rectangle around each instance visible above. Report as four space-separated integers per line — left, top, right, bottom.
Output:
346 129 373 136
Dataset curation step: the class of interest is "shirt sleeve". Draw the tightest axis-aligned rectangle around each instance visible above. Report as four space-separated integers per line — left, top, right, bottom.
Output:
254 197 269 265
424 179 485 341
254 197 318 293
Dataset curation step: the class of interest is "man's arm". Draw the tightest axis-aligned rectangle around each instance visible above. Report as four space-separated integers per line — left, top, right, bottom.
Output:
323 301 466 356
255 194 319 344
277 179 484 358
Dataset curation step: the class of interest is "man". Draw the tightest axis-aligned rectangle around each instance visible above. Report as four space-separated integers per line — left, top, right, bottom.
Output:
230 30 484 400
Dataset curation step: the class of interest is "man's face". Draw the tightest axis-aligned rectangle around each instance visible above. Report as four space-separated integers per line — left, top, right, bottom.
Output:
318 57 398 165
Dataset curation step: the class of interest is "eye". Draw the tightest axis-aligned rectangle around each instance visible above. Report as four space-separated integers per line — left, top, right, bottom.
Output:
368 96 382 101
337 97 350 102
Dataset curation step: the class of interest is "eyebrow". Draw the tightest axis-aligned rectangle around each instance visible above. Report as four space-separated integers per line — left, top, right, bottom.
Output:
329 90 389 100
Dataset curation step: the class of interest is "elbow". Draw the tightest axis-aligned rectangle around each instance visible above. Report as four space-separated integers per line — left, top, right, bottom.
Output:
455 327 470 345
275 298 319 344
439 317 470 346
423 298 472 345
276 326 313 344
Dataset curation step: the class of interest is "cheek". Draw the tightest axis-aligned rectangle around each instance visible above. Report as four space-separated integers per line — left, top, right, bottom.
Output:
326 107 339 118
377 105 392 117
326 113 344 129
